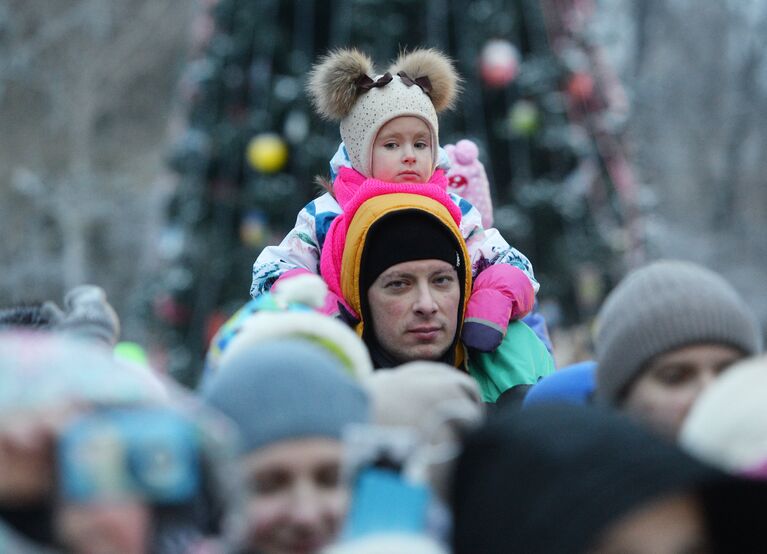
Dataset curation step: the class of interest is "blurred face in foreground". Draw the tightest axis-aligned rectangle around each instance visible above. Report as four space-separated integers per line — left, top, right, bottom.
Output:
588 493 710 554
241 438 347 554
367 259 460 364
56 501 151 554
622 344 743 439
0 406 80 506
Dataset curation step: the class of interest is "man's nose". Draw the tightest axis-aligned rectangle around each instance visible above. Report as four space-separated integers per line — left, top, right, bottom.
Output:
287 480 326 527
413 283 438 315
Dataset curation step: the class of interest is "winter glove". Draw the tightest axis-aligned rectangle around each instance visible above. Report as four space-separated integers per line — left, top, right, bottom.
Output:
46 285 121 346
461 264 535 353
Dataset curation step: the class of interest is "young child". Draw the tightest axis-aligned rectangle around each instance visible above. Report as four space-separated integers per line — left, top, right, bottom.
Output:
250 48 538 352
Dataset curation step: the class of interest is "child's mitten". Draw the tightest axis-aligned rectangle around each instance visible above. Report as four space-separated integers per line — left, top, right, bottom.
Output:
461 265 535 352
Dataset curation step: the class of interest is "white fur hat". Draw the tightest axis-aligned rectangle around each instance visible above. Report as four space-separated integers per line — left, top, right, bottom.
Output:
680 355 767 476
308 48 460 177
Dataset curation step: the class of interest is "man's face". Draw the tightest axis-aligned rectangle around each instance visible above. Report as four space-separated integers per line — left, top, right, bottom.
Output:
241 437 347 554
370 116 433 183
366 259 460 363
622 343 744 439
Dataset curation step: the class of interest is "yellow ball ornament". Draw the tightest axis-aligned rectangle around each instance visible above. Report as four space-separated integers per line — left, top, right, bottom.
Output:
246 133 288 173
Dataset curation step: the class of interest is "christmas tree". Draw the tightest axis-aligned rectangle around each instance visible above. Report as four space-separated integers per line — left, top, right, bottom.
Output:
152 0 642 385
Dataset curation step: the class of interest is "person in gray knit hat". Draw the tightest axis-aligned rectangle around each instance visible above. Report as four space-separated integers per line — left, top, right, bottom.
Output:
0 285 120 346
201 338 370 554
594 259 762 439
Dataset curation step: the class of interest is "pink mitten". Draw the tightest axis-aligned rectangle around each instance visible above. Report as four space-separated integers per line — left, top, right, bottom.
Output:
461 264 535 352
445 139 494 229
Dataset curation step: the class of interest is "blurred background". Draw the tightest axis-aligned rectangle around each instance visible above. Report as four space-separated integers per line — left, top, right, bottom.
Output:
2 0 766 384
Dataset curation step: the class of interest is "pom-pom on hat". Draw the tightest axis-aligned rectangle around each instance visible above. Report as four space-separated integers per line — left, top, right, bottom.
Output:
307 48 461 177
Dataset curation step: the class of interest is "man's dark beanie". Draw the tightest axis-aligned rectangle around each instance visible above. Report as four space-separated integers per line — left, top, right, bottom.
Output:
360 209 463 294
451 404 767 554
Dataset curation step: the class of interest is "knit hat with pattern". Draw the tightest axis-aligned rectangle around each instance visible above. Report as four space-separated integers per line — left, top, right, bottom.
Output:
307 48 460 177
594 259 762 404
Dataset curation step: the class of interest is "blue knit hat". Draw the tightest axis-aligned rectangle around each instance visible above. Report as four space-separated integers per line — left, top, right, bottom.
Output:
522 361 596 408
201 338 370 454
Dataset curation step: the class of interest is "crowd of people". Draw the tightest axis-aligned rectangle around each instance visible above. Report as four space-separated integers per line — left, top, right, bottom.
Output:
2 47 766 553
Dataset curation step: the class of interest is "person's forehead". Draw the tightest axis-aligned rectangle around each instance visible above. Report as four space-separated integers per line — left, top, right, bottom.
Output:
241 437 343 474
648 343 744 369
377 115 430 136
379 258 455 277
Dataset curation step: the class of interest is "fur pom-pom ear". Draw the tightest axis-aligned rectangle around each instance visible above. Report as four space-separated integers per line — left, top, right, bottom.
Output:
307 48 376 120
388 48 461 112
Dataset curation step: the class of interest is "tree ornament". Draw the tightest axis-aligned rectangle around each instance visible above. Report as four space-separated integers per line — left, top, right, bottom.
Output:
283 110 309 144
509 100 540 136
566 71 595 103
153 294 191 326
480 39 520 88
246 133 288 174
240 209 266 247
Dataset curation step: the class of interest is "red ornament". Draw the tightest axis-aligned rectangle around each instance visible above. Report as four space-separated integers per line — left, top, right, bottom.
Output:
480 39 520 88
566 72 595 103
154 295 191 326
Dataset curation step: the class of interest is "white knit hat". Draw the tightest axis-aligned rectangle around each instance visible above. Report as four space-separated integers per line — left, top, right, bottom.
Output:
308 48 460 177
680 355 767 476
204 274 373 381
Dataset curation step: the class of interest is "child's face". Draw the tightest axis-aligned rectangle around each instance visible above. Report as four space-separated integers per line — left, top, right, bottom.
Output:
371 116 433 183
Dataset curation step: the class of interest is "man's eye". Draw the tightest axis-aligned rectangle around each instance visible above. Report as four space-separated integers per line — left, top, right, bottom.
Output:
315 464 340 489
384 280 407 289
433 275 455 286
251 473 289 495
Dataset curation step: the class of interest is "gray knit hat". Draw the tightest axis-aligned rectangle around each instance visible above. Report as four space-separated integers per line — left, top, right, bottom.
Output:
595 259 762 404
201 338 370 454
